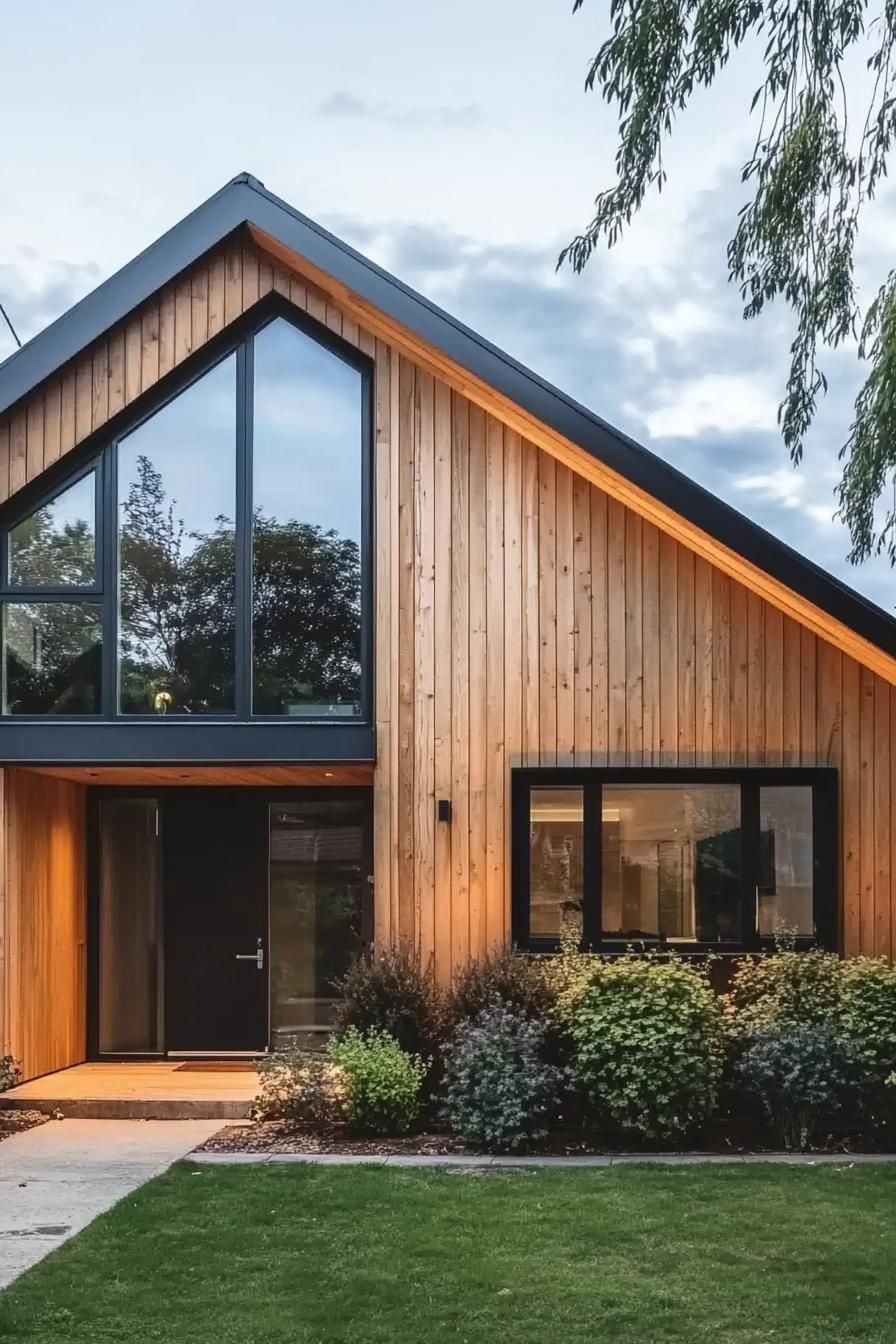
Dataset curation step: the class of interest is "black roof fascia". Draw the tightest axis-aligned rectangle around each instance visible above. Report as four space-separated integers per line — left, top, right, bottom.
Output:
1 172 894 659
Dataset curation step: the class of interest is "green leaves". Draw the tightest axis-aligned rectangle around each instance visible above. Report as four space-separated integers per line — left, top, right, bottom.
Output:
328 1029 428 1135
564 0 896 563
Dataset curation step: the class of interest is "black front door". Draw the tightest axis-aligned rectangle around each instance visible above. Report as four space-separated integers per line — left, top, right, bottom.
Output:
164 792 269 1053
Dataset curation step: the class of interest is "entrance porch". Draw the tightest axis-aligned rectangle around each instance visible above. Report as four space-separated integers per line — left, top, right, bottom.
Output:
0 1061 258 1120
0 764 374 1088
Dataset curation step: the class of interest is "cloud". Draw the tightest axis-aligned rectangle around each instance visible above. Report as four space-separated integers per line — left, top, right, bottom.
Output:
0 256 102 364
318 92 483 130
638 373 778 438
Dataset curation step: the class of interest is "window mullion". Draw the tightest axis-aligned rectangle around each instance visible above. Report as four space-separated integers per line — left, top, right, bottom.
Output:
101 440 118 717
235 338 254 719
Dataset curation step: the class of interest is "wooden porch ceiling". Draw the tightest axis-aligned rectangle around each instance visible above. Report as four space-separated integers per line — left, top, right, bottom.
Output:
20 764 374 787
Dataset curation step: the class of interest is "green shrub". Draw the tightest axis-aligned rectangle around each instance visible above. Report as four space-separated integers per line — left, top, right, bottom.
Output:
253 1044 346 1125
328 1029 427 1135
334 945 444 1065
725 949 842 1034
567 957 725 1140
541 922 601 1017
838 958 896 1125
441 1002 563 1152
735 1022 857 1149
0 1056 20 1093
447 947 553 1027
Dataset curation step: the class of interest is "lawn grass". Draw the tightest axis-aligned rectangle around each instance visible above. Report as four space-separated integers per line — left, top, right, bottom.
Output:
1 1162 895 1343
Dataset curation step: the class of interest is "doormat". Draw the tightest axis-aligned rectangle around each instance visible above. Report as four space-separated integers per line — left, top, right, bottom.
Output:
174 1061 258 1072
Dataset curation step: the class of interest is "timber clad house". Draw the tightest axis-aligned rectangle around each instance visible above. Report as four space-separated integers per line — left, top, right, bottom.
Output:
0 173 895 1086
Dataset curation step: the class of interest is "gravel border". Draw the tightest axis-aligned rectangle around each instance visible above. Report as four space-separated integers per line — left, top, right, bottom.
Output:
188 1149 896 1168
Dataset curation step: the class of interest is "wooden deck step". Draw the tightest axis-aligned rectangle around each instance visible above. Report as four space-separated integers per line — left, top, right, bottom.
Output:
0 1062 258 1120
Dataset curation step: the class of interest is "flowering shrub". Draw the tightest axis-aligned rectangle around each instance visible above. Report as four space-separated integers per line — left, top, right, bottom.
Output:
734 1022 858 1149
442 1002 563 1152
0 1056 20 1093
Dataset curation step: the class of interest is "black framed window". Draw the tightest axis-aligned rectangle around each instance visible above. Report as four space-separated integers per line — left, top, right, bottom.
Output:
0 297 373 722
512 768 837 954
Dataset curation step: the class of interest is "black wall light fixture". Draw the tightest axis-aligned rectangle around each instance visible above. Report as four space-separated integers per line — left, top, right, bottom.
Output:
437 799 452 823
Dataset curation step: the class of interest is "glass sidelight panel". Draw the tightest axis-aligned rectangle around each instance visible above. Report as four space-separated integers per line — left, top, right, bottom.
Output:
758 786 814 938
528 787 584 938
98 798 163 1053
269 798 369 1042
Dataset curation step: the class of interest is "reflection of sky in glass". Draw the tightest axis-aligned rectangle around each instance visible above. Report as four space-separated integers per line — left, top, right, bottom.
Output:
117 355 236 543
253 319 362 543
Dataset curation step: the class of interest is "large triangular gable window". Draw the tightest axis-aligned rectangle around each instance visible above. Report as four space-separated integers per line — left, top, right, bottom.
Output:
0 304 371 719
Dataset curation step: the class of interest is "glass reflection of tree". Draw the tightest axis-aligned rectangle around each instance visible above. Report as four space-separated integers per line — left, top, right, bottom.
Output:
119 455 362 714
5 506 100 714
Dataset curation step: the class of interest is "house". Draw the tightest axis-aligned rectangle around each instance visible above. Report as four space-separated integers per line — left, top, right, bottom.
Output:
0 173 894 1086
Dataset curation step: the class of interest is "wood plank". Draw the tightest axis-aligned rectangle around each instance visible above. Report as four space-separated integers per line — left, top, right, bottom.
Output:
468 405 488 957
502 431 523 784
729 581 748 763
124 318 142 407
764 606 784 766
747 591 765 763
624 510 643 763
677 545 696 762
432 378 453 981
158 287 175 378
874 676 891 959
140 304 160 398
590 488 609 763
413 370 436 964
486 419 508 946
75 359 92 448
641 520 660 765
372 342 394 949
782 617 802 764
207 254 226 337
25 398 44 486
223 250 242 328
607 496 626 761
191 267 209 351
859 665 875 953
521 440 540 764
694 556 713 763
538 452 557 766
397 357 416 944
573 473 593 764
841 656 861 956
657 528 677 763
555 463 576 763
242 248 260 311
107 331 125 420
800 628 817 766
450 390 471 968
8 409 26 497
42 380 62 470
90 342 109 434
174 279 192 368
0 420 9 503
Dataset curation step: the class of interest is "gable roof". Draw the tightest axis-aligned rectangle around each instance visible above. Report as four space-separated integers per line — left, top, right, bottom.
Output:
1 172 894 669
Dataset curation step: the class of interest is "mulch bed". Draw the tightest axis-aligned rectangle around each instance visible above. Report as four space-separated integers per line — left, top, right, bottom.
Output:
0 1109 50 1144
196 1117 882 1158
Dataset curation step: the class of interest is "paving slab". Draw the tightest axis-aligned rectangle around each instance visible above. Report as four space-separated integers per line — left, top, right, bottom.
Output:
0 1119 220 1289
187 1148 896 1169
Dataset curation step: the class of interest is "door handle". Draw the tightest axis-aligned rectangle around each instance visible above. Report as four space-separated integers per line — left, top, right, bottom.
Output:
235 938 264 970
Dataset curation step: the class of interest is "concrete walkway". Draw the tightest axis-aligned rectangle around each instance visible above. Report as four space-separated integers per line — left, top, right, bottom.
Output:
0 1119 221 1289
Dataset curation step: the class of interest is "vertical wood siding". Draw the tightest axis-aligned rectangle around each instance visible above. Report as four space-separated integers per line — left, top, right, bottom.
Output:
1 770 86 1080
0 241 893 990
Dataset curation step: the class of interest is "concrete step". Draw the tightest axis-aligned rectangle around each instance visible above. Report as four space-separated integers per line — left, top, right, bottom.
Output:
1 1095 252 1120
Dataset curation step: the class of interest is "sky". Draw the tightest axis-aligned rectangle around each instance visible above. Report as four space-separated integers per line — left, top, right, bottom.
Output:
1 0 894 612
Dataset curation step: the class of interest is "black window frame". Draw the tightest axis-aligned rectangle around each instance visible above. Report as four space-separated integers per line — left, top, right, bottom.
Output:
0 293 375 732
511 766 838 956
